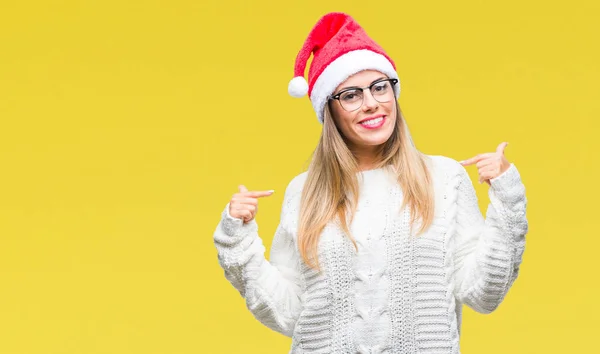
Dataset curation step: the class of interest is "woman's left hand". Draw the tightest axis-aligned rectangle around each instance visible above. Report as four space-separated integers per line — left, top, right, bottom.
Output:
459 142 511 185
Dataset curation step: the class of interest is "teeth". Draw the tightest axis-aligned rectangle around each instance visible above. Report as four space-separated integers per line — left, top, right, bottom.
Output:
360 117 383 126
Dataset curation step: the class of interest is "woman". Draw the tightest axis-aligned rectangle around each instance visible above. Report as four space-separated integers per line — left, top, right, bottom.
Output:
213 12 528 354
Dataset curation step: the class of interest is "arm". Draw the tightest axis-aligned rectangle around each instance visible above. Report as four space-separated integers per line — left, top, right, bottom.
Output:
452 163 528 314
213 184 303 336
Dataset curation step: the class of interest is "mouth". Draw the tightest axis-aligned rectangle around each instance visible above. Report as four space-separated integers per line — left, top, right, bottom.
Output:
357 115 386 129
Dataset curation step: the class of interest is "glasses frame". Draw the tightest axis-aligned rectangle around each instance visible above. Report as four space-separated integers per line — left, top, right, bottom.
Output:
328 78 399 112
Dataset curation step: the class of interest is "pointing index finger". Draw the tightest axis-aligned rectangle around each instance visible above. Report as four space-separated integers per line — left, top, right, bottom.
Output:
459 153 493 166
245 190 275 198
459 155 481 166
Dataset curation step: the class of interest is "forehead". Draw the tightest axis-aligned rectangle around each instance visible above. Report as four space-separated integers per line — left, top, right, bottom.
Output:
336 70 387 91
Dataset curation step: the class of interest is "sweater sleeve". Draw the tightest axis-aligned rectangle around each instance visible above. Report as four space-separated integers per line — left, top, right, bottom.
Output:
452 162 528 314
213 183 304 337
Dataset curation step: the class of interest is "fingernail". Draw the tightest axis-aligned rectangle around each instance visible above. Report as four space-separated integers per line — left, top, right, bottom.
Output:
268 190 275 193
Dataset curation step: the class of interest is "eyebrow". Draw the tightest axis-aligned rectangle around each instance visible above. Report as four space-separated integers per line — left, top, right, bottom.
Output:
337 76 388 92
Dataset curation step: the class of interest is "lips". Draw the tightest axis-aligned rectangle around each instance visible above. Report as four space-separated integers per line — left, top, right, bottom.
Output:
358 114 385 124
357 115 386 129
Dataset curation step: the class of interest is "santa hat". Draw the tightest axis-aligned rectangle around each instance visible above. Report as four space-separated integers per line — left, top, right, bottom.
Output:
288 12 401 124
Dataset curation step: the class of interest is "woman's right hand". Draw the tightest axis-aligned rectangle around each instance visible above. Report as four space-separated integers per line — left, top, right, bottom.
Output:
228 185 274 223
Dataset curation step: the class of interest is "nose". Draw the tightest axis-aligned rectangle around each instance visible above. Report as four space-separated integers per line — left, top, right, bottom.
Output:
361 90 379 112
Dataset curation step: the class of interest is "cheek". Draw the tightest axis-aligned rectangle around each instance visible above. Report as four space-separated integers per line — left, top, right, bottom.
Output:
386 103 397 117
386 107 397 125
335 112 358 134
389 112 397 126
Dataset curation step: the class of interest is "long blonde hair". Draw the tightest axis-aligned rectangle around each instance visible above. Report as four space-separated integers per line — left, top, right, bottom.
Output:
297 101 435 270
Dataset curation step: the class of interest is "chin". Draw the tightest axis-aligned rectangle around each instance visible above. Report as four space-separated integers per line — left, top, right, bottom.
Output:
357 130 394 145
357 136 392 147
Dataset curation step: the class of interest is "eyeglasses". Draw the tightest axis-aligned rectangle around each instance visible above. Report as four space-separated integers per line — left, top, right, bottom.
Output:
328 78 398 112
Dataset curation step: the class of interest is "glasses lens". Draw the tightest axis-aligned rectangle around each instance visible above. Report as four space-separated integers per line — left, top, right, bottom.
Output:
371 80 394 103
339 89 363 111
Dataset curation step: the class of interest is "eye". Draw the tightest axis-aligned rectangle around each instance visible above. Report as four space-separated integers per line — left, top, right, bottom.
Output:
340 90 362 102
372 81 389 92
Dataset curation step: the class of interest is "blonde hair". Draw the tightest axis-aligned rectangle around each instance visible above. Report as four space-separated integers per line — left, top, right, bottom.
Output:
297 101 435 270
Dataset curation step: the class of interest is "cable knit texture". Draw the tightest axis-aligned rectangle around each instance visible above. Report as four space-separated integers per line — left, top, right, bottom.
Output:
213 155 528 354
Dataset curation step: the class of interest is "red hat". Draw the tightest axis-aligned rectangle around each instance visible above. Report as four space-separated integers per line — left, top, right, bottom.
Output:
288 12 401 124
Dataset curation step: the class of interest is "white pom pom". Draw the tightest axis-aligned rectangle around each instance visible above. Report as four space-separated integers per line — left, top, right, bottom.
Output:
288 76 308 98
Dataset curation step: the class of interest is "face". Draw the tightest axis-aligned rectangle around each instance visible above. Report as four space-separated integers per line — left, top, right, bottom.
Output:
328 70 397 153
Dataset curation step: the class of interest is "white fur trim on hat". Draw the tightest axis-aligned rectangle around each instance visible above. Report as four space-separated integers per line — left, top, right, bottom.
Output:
310 49 400 124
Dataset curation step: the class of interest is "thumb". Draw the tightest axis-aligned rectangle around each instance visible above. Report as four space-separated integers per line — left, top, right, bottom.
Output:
496 142 508 155
238 185 248 193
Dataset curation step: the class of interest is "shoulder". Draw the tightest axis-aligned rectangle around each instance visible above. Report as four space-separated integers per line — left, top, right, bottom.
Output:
280 171 308 212
423 154 473 198
424 154 467 179
286 171 309 193
277 171 308 228
284 171 308 199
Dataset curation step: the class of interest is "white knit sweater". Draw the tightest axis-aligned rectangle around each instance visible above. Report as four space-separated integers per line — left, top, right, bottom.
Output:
213 155 528 354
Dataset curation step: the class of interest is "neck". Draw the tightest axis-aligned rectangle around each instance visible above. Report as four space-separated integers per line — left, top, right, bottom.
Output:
351 145 381 171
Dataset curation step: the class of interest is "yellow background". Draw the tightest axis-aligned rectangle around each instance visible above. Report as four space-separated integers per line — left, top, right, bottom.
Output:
1 0 598 353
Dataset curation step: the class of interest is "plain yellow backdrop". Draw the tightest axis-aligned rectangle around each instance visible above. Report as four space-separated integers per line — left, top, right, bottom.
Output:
1 0 599 353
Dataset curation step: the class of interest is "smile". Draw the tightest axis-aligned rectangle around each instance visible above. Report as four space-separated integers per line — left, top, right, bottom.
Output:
358 115 386 129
